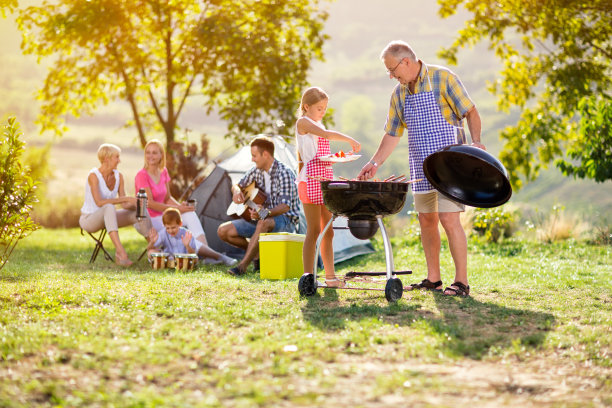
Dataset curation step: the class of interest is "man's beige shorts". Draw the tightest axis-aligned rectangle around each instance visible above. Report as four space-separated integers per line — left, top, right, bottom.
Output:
413 191 465 213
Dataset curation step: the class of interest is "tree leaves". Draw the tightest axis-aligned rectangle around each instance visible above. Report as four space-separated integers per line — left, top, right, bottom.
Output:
437 0 612 187
17 0 328 147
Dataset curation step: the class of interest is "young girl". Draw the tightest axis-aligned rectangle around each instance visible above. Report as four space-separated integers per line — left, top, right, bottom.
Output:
295 87 361 288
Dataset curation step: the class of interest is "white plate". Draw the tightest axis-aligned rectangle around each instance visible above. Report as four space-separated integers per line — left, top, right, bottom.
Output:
319 154 362 163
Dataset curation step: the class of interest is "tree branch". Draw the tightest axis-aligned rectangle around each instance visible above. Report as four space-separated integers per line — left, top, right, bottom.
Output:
175 74 196 119
108 44 147 147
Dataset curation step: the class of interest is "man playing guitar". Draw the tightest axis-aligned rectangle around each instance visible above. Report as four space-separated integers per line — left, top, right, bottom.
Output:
217 136 300 276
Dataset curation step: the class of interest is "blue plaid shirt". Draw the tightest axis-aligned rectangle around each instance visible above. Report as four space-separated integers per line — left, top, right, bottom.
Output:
238 159 300 226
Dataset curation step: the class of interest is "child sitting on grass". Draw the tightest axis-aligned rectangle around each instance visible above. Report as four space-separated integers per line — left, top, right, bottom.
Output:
148 208 236 266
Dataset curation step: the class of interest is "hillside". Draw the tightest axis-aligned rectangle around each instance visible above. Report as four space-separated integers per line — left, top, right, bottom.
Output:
1 0 610 216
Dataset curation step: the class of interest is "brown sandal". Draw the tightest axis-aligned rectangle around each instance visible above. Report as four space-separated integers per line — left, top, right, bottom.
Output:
443 282 470 297
406 278 443 292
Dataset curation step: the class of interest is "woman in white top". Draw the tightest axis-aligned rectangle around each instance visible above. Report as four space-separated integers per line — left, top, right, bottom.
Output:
79 143 147 266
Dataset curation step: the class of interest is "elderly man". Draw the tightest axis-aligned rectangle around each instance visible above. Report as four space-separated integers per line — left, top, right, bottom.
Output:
218 136 300 276
358 40 485 297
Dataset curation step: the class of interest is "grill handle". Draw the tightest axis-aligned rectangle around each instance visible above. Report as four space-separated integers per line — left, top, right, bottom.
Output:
325 182 350 190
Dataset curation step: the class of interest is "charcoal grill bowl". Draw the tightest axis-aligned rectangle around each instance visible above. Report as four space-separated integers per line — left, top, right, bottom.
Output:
423 144 512 208
347 219 379 239
321 181 409 239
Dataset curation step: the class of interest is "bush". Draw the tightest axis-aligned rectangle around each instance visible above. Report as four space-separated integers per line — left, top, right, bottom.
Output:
589 224 612 246
166 133 210 200
471 206 518 243
0 117 39 269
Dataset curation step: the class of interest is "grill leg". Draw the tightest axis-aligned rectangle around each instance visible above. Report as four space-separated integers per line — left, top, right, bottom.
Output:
313 215 336 284
376 215 395 280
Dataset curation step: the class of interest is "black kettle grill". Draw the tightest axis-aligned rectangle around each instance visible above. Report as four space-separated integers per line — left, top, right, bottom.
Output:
298 180 412 303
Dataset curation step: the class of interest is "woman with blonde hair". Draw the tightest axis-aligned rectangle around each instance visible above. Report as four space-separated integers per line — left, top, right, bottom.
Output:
79 143 148 266
135 139 236 266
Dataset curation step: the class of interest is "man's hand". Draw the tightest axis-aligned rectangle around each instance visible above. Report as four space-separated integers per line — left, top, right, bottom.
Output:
249 207 270 221
232 190 245 204
258 208 271 220
471 141 486 151
357 161 378 180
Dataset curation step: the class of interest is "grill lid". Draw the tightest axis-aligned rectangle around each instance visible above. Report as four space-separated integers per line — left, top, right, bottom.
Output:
423 144 512 208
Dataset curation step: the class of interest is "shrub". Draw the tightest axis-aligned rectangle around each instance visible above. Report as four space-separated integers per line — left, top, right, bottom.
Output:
471 206 518 243
589 224 612 246
0 117 39 269
166 133 210 200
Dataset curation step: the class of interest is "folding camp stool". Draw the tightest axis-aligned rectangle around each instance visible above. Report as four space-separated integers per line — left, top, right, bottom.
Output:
81 227 114 263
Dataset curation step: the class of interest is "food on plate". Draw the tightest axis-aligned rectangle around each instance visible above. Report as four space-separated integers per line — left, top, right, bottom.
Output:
319 151 361 163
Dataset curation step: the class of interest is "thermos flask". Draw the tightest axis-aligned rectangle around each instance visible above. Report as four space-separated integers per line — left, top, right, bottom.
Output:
136 188 148 220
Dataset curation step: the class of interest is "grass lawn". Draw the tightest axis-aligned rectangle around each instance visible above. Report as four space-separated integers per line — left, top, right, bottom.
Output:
1 228 610 407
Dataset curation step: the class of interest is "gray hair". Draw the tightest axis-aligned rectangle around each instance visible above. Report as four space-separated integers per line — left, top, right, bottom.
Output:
380 40 417 62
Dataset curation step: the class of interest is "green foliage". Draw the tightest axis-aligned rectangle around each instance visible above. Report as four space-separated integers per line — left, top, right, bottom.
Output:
471 206 517 243
556 96 612 182
437 0 612 188
0 117 39 270
16 0 329 147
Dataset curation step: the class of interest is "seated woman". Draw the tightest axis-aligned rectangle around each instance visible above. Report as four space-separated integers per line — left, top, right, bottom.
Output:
135 139 236 266
79 143 149 267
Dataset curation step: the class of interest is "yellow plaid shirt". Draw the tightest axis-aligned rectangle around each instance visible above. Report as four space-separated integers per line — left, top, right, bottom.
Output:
384 61 475 142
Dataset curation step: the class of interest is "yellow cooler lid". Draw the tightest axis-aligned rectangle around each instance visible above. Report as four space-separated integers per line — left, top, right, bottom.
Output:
259 232 305 242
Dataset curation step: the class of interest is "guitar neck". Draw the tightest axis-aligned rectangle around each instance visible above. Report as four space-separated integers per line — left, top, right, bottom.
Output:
245 200 259 211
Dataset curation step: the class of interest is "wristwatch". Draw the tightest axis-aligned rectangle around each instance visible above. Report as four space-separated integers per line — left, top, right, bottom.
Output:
260 208 271 220
369 160 378 167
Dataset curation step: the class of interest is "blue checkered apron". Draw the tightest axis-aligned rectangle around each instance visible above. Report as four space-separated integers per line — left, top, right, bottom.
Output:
403 77 457 193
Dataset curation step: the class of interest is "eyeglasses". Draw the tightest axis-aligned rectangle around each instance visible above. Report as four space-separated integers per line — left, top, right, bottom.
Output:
386 58 405 76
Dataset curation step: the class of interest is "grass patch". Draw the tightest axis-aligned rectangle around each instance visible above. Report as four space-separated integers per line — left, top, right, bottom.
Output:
0 228 610 407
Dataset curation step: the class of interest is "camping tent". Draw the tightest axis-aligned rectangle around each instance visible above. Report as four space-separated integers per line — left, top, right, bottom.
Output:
189 135 374 263
188 164 244 259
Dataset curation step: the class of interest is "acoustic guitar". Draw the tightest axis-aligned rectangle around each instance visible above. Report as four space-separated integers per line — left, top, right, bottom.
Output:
226 181 268 221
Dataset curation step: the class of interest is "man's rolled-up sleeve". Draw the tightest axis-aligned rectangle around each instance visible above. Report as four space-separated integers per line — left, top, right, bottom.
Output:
276 168 296 211
383 86 406 137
